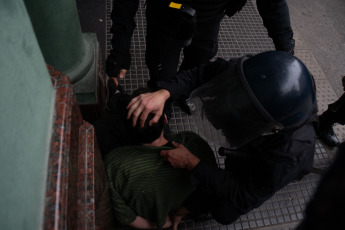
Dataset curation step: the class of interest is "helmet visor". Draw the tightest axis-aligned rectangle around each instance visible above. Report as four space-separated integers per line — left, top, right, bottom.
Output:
188 61 283 149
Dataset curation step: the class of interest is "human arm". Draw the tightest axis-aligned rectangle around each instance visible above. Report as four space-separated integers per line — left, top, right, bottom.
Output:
159 141 243 213
106 0 139 84
126 89 171 127
127 58 235 127
160 141 201 170
109 176 173 229
256 0 295 54
108 181 137 226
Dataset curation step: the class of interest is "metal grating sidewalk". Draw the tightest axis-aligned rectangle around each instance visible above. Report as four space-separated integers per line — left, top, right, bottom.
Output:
106 0 344 229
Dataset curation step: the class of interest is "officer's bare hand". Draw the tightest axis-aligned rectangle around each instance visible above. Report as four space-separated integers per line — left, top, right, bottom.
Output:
109 70 127 86
106 49 131 86
127 89 171 128
160 141 200 171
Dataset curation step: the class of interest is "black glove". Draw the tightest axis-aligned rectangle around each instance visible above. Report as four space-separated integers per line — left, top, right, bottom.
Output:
106 49 131 77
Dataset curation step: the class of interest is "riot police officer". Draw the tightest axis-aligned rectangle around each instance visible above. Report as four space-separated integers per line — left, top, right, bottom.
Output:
127 51 317 225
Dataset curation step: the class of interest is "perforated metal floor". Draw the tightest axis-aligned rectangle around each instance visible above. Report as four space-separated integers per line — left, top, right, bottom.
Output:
106 0 344 229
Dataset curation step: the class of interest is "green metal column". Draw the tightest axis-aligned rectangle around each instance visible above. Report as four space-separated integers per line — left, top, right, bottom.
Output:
24 0 99 104
0 0 55 229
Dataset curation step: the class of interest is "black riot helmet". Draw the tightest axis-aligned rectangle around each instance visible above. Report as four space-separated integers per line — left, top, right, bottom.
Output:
188 51 316 149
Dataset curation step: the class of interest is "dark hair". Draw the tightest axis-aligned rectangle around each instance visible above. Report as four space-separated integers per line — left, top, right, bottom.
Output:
126 88 165 144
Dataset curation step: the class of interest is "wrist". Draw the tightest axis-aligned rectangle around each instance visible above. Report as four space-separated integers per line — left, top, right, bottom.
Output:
187 155 200 171
157 89 171 101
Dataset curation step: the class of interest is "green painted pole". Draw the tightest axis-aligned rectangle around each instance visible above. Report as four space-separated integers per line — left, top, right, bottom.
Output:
24 0 95 84
0 0 55 229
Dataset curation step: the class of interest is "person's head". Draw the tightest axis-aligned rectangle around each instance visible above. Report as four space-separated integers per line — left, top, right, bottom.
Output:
126 88 166 145
188 51 316 148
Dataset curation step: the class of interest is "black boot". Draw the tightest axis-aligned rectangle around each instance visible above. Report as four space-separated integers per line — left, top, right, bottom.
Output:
316 115 340 147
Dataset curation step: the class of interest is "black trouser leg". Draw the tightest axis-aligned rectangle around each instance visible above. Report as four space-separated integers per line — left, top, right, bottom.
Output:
145 2 183 89
145 33 182 90
145 30 180 118
145 3 184 118
321 94 345 124
178 15 224 114
317 96 344 147
179 14 224 72
328 94 345 125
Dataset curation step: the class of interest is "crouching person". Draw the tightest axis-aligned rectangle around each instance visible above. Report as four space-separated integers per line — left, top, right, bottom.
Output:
95 88 217 229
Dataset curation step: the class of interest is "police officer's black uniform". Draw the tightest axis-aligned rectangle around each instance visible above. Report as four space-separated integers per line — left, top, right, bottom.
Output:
155 52 317 224
107 0 295 91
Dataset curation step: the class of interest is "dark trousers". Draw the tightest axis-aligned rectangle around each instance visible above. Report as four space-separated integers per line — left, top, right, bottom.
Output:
145 2 224 90
323 94 345 125
184 185 243 225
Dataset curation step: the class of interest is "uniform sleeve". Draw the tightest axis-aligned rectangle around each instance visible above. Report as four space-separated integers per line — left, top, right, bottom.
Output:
108 181 137 225
110 0 140 50
256 0 295 52
185 124 316 214
156 58 231 100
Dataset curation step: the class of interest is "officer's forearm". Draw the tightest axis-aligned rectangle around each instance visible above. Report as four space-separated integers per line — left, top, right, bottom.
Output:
110 0 139 50
157 58 229 100
157 68 200 100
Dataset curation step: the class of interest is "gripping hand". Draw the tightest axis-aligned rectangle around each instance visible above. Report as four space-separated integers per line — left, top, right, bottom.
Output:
106 49 131 79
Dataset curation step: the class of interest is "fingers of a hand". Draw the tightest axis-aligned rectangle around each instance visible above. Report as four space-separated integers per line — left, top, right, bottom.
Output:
148 112 163 126
172 141 180 148
119 69 127 79
131 104 148 127
131 110 143 127
126 101 137 119
161 150 176 162
127 97 138 110
160 150 173 163
127 104 142 127
139 110 150 128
